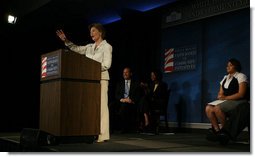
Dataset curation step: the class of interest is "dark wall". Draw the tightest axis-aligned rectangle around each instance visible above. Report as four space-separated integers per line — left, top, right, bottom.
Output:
1 6 162 132
161 8 250 123
105 11 162 103
161 21 203 123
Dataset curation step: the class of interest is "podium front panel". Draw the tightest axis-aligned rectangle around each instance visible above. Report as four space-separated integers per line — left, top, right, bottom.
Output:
40 80 100 136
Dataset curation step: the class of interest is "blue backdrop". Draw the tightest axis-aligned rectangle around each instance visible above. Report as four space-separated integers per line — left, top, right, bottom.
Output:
161 8 250 123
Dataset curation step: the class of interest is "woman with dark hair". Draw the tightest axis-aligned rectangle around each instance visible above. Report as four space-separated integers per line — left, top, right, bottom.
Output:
205 58 249 143
149 70 167 109
148 70 168 133
56 23 112 142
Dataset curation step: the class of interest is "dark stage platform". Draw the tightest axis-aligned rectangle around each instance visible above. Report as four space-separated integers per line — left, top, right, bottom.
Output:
0 131 250 152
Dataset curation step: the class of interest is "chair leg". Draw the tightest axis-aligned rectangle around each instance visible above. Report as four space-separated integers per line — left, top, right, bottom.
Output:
165 114 169 130
155 114 160 135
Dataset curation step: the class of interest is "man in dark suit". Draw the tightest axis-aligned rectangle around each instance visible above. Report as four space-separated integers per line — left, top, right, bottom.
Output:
115 67 141 133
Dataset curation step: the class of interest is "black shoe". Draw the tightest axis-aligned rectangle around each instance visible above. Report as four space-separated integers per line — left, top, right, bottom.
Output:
143 125 150 133
217 130 230 145
206 128 219 142
137 127 143 133
209 127 217 134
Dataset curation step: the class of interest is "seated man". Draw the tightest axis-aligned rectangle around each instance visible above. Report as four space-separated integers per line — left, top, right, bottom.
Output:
115 67 141 133
205 58 250 144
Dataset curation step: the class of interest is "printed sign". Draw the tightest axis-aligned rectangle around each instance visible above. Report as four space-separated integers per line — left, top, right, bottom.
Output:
164 45 197 73
41 55 59 78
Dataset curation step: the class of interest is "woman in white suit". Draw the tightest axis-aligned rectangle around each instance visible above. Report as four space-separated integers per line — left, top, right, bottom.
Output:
56 23 112 142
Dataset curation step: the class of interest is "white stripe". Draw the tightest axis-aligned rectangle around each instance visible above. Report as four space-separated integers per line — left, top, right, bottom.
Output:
42 68 47 73
42 61 47 67
165 62 173 67
42 57 47 63
164 70 173 73
164 48 174 56
165 53 173 61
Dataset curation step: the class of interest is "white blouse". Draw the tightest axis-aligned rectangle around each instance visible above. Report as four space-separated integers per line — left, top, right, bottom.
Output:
220 72 248 89
65 40 112 80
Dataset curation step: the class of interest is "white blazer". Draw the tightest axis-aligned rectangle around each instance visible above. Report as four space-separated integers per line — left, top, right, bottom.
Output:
65 40 112 80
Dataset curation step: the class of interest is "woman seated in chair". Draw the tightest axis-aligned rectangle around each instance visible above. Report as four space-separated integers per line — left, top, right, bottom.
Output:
138 70 168 133
149 70 168 112
205 58 249 143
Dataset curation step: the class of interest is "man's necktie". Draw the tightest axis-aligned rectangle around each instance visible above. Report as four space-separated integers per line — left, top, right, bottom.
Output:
124 80 129 98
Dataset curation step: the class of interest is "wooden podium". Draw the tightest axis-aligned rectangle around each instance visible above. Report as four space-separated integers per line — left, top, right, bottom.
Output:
40 49 101 137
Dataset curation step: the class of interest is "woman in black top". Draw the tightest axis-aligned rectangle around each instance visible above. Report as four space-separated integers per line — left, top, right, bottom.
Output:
138 70 168 132
205 58 249 139
149 70 168 112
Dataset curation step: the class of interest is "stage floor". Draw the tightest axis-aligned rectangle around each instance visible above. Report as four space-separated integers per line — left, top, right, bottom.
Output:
0 131 250 152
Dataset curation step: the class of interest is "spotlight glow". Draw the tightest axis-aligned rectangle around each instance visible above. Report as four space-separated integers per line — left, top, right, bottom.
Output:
127 0 176 12
8 15 17 24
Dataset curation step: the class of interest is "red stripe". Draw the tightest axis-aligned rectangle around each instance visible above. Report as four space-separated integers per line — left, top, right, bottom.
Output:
164 66 174 72
42 73 47 77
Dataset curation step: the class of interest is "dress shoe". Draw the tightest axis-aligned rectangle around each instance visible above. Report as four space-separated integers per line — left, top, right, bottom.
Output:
96 140 109 143
143 125 151 133
217 130 230 145
206 128 219 142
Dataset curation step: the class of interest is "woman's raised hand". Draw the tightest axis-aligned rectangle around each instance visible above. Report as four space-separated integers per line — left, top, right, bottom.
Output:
56 29 67 41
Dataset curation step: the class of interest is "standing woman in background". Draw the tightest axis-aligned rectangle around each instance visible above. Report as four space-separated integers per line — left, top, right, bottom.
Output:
56 23 112 142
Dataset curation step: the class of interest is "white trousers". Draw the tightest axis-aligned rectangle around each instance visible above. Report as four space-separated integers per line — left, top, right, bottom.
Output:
97 80 110 142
